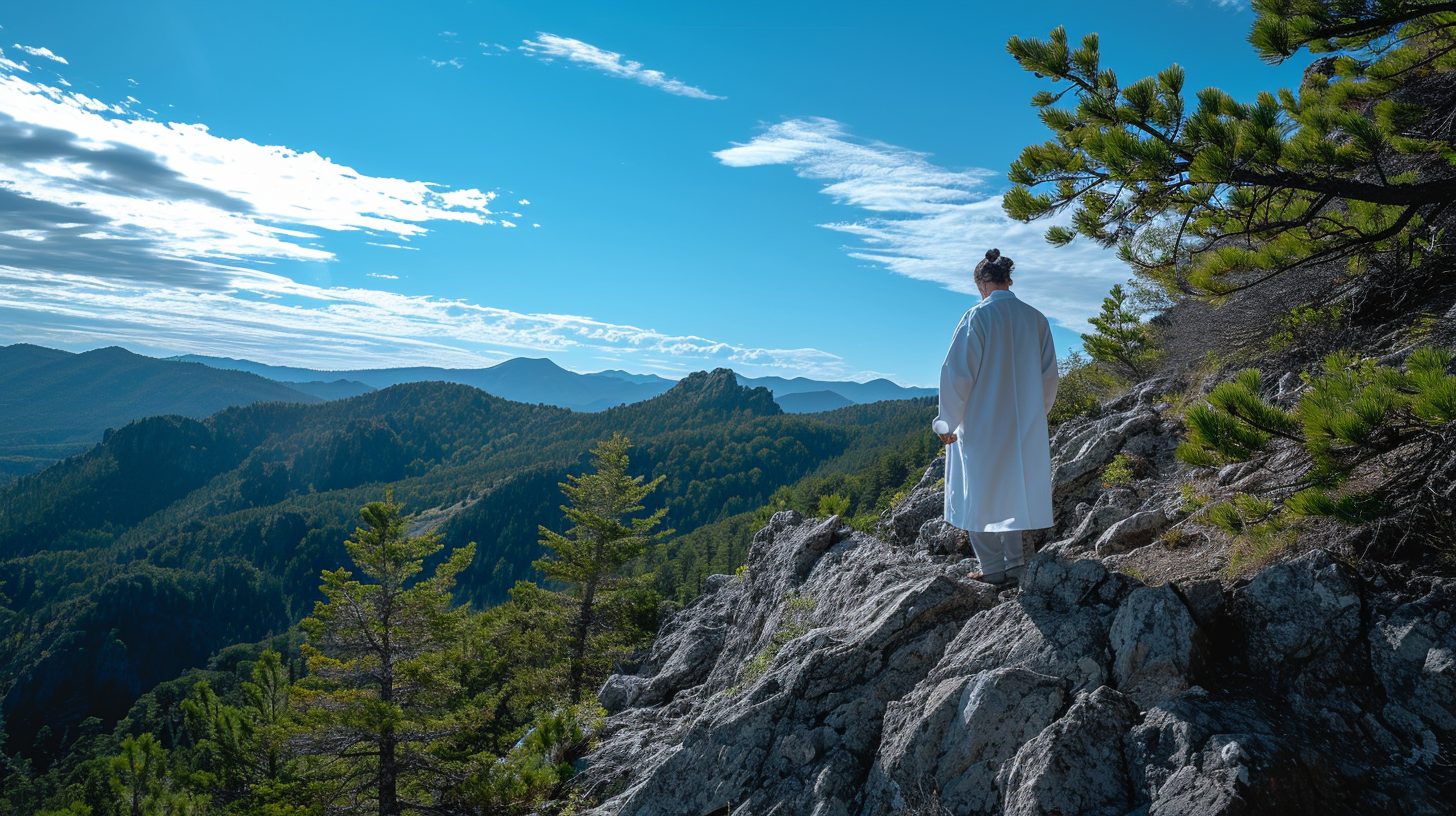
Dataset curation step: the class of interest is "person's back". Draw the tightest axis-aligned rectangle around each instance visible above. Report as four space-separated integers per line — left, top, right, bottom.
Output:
934 249 1058 583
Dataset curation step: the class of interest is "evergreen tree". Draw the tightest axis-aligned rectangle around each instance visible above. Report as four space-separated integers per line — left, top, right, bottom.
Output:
182 649 297 807
296 497 476 816
1083 284 1161 379
535 434 668 703
108 735 204 816
1002 3 1456 300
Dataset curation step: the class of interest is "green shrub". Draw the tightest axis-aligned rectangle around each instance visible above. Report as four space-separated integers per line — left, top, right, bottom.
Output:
1101 453 1138 488
1049 351 1123 426
1177 348 1456 560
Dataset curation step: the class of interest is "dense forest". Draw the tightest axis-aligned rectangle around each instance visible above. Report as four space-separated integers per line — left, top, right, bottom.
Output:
0 368 938 793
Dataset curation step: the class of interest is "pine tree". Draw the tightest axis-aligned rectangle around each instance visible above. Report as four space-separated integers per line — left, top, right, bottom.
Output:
182 649 297 805
297 497 476 816
1083 284 1161 380
1002 3 1456 300
109 735 205 816
535 434 668 703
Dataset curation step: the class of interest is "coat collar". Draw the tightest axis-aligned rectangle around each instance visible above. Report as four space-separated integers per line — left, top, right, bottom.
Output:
981 289 1016 303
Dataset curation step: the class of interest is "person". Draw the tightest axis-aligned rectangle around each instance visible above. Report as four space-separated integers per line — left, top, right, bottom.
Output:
934 248 1059 584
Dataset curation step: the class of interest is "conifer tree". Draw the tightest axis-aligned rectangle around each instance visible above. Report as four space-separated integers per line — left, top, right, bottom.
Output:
109 735 204 816
535 434 668 703
182 649 297 805
1003 3 1456 300
1083 284 1161 379
297 497 476 816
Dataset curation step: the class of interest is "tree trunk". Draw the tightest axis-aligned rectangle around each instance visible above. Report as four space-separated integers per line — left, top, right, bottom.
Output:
569 579 597 703
379 725 399 816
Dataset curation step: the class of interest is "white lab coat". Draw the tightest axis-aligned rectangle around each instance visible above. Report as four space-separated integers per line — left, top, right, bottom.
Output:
933 290 1059 532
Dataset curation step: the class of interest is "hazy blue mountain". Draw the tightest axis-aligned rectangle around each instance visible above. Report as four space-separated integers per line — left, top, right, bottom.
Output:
172 354 672 411
587 369 677 386
285 380 377 400
173 354 935 413
0 344 319 478
735 374 936 404
776 390 855 413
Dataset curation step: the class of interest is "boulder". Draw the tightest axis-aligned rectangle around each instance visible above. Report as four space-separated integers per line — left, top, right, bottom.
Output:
998 685 1141 816
1110 584 1202 708
864 667 1068 816
1095 508 1170 556
576 504 1456 816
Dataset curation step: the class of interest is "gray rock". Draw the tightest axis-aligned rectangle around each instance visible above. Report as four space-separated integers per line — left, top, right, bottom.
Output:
1095 509 1169 556
1369 583 1456 741
1175 576 1225 628
1050 408 1160 488
577 498 1456 816
1057 488 1140 553
914 518 970 556
1233 550 1364 704
1111 584 1201 708
864 667 1068 816
998 685 1140 816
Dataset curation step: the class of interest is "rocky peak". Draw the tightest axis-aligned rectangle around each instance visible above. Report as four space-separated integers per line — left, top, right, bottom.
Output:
572 381 1456 814
642 368 781 423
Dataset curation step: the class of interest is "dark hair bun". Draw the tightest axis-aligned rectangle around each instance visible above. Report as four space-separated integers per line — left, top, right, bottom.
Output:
985 248 1001 262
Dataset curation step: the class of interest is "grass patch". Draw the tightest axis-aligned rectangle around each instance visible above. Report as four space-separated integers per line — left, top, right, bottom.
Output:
735 593 817 691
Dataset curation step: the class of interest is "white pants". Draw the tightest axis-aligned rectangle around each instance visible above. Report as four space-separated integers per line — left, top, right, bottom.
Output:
969 531 1025 579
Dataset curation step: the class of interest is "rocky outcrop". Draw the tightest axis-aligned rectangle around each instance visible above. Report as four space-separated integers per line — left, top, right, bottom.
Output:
575 511 1456 814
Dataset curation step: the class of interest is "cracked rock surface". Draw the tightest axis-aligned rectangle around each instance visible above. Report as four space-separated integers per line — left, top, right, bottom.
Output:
576 510 1456 815
574 388 1455 815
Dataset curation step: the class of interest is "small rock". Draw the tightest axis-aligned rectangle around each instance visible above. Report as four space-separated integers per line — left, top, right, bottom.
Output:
1094 509 1169 556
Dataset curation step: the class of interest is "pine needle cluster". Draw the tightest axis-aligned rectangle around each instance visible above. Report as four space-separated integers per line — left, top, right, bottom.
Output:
1178 347 1456 551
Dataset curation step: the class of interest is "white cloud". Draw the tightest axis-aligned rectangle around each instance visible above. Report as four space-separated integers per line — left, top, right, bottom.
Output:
429 58 464 69
0 266 857 376
518 198 530 205
715 118 1129 331
519 33 723 100
0 59 863 379
367 272 399 279
12 44 67 64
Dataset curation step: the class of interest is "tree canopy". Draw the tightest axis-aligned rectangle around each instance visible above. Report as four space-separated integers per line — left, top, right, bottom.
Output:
1003 1 1456 301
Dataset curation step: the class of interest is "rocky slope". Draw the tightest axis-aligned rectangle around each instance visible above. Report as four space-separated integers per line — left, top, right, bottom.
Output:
571 379 1456 815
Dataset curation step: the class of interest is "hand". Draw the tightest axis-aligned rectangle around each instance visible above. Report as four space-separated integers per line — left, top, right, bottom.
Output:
938 432 958 445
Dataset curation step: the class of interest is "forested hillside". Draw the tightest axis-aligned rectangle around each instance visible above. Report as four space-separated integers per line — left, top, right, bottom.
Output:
0 368 935 760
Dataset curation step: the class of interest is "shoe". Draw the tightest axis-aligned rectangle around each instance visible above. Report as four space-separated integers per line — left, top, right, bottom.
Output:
968 571 1008 585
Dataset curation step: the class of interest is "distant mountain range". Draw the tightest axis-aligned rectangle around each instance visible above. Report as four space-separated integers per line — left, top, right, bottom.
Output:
171 354 936 414
0 344 934 479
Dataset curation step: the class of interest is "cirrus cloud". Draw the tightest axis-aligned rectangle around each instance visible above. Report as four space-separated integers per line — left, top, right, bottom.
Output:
715 117 1130 331
520 33 723 100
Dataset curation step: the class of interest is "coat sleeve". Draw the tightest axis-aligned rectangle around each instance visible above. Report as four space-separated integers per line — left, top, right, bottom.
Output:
1040 319 1060 416
933 315 980 435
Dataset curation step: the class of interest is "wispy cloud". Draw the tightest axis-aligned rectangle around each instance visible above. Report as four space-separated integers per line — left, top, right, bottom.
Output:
11 44 67 64
0 59 859 378
429 57 464 69
715 118 1129 331
0 267 855 375
519 33 722 100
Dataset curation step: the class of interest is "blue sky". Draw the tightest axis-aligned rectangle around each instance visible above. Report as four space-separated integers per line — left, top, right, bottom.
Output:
0 0 1302 386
